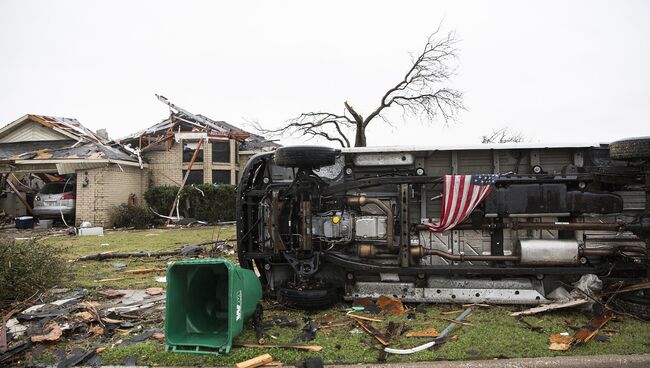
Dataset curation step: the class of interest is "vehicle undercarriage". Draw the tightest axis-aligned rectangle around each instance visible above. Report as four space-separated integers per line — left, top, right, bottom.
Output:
237 139 650 308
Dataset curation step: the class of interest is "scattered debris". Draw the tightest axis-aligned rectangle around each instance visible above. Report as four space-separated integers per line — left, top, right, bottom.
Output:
122 267 166 274
346 312 382 322
573 310 613 345
94 277 126 283
510 299 589 317
145 287 164 296
548 310 614 351
235 353 273 368
297 320 319 342
355 319 389 346
295 356 324 368
516 317 544 333
406 327 439 337
435 317 473 326
98 289 125 298
235 343 322 352
30 322 62 343
384 307 473 355
56 347 97 368
376 295 405 315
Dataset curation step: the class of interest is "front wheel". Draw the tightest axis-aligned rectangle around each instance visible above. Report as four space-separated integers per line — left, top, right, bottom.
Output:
274 146 340 169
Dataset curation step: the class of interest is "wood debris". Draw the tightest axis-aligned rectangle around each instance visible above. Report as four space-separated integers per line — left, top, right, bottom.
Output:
235 353 273 368
94 277 126 283
31 322 63 343
406 327 439 337
89 325 104 336
441 309 464 315
573 311 613 345
376 295 405 315
261 361 283 367
346 312 382 322
548 311 613 351
152 332 165 340
355 319 389 346
510 299 589 317
549 333 573 344
145 287 164 296
98 289 125 298
74 311 95 322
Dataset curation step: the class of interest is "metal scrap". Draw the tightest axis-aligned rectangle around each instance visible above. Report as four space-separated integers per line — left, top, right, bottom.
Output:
384 307 473 355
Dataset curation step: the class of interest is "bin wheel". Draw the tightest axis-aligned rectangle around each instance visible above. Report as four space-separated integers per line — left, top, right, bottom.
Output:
609 136 650 160
274 146 340 169
278 284 338 309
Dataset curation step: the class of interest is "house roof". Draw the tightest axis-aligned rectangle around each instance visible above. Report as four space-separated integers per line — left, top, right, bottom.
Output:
0 115 140 166
119 95 279 152
0 114 107 144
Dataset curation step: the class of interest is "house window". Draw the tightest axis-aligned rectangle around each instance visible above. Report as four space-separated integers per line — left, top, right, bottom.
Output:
212 141 230 163
212 170 230 185
183 141 204 163
182 170 204 185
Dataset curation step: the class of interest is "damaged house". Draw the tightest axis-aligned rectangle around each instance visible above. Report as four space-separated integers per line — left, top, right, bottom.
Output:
0 114 147 226
118 95 278 188
0 99 277 227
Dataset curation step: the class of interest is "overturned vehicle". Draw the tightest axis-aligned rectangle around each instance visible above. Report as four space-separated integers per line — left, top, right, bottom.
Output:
237 138 650 307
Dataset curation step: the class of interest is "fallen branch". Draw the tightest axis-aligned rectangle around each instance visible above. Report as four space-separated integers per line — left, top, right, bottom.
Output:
355 319 389 346
122 268 166 274
235 344 322 352
77 250 180 261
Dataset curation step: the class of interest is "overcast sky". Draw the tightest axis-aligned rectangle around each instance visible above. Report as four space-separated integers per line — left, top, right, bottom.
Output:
0 0 648 147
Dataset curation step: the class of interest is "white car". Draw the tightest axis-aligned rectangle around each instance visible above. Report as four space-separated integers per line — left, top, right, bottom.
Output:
33 181 76 221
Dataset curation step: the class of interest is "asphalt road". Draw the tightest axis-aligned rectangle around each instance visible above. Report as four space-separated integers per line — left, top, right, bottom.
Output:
327 354 650 368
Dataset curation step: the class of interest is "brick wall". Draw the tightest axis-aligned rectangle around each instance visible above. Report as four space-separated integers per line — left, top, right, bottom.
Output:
144 142 183 187
75 165 148 226
143 138 243 187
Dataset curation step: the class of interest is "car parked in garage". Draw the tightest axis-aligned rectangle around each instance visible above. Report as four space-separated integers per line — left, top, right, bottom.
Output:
32 181 76 222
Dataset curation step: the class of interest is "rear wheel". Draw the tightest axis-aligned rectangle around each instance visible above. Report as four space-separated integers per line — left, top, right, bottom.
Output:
278 283 338 309
609 137 650 160
612 289 650 320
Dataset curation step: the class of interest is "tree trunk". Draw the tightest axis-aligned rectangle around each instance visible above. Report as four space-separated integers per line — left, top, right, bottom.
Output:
344 101 367 147
354 123 367 147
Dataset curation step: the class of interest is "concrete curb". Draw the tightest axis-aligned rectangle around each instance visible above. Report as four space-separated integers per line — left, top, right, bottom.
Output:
326 354 650 368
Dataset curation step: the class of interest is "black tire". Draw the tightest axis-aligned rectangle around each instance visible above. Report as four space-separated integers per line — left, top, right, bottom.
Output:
609 136 650 160
274 146 340 168
612 289 650 320
278 285 338 309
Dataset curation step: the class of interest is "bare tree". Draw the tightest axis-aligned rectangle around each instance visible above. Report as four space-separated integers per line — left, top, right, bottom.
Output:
257 28 465 147
481 127 525 144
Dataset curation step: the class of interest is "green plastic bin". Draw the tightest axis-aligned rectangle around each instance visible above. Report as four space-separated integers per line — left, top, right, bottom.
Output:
165 258 262 355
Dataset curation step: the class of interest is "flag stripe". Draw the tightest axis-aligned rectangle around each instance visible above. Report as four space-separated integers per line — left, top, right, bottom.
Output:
425 174 498 233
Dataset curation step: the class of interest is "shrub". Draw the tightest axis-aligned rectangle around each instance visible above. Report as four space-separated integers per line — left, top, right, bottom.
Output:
108 204 155 229
144 185 179 215
143 184 237 223
180 184 236 222
0 238 69 305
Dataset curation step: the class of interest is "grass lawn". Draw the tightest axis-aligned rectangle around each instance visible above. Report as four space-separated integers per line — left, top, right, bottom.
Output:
26 225 650 366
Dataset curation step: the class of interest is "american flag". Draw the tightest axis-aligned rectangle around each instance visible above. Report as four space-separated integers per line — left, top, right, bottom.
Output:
424 174 498 233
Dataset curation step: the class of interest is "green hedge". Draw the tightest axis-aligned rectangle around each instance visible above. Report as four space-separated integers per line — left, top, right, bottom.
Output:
108 204 156 229
144 184 236 223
